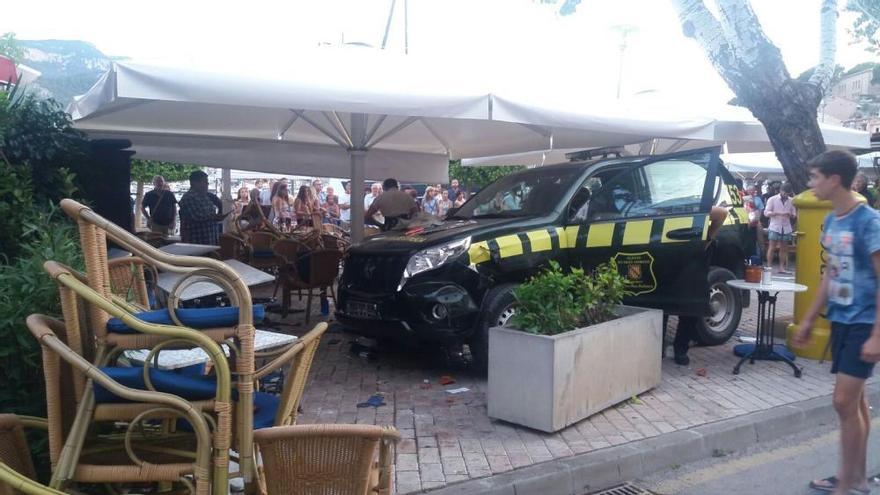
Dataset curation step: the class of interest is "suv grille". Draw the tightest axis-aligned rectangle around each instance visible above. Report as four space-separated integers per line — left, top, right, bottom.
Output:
342 253 408 293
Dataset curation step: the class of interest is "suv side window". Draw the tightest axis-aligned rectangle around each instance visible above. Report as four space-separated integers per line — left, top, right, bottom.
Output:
588 159 708 221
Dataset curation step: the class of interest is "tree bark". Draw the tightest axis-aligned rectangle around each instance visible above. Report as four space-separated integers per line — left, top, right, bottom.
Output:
671 0 838 192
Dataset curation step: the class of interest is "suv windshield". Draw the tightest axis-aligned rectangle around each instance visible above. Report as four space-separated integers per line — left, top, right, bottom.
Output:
452 168 580 219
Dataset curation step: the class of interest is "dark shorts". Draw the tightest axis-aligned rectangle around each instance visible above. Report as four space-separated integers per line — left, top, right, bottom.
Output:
830 322 876 379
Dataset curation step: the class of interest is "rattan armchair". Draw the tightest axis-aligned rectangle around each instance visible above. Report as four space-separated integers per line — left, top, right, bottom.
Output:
25 315 214 495
274 240 342 323
107 256 160 310
0 414 66 495
60 198 259 488
254 425 400 495
49 257 326 493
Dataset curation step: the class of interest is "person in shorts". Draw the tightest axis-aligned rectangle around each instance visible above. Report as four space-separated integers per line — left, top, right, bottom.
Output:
794 150 880 495
764 183 796 273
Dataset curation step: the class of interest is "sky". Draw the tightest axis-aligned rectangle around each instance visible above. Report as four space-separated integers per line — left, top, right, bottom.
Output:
1 0 876 107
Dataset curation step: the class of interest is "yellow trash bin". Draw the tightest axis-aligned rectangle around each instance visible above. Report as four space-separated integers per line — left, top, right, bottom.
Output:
786 190 866 359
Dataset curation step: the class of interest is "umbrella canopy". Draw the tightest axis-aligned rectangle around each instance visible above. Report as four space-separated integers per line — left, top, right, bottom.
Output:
69 49 722 240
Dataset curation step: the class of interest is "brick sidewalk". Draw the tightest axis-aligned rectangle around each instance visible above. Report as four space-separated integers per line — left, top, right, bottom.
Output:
260 277 860 494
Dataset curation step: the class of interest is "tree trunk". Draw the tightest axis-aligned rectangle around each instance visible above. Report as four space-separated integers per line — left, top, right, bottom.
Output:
671 0 837 193
135 180 144 231
742 81 826 192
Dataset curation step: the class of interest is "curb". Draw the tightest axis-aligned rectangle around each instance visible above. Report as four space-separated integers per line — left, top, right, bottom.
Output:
423 382 880 495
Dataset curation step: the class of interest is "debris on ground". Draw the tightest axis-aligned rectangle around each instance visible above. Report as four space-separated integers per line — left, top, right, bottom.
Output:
356 394 387 408
420 379 432 389
695 368 707 377
445 387 469 394
438 375 456 385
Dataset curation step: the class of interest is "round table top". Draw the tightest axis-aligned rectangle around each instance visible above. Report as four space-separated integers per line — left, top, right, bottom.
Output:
726 279 808 293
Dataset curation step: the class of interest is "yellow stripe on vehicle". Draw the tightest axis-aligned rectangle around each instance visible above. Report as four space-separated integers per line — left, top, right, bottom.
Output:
526 230 552 252
733 207 748 223
661 216 693 243
622 220 653 246
555 227 567 248
587 223 614 247
495 234 524 258
561 226 580 249
559 225 581 249
702 216 711 239
468 241 491 265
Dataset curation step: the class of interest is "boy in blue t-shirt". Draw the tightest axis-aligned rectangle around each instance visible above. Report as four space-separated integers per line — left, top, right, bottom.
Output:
794 150 880 494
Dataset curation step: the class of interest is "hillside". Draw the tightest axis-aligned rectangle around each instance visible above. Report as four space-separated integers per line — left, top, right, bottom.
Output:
18 39 121 106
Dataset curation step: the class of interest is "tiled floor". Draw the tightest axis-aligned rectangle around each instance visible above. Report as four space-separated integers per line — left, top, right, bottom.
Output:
259 275 859 494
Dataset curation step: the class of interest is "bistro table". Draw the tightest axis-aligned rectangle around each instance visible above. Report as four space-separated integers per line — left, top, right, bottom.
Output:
727 279 808 377
159 242 220 256
123 329 296 370
156 259 275 301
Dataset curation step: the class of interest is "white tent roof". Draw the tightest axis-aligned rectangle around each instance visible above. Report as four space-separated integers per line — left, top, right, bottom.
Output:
69 49 724 184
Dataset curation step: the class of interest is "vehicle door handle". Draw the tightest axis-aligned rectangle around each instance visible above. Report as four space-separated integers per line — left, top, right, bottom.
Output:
666 227 703 240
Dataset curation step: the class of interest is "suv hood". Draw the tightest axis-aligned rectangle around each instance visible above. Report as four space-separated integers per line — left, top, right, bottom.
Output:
352 217 528 255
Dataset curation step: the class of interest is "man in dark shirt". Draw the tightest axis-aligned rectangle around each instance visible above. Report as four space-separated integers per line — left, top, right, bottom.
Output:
179 170 227 245
141 175 177 235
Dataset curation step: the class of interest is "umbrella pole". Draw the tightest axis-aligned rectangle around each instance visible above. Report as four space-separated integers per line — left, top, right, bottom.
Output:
350 113 368 244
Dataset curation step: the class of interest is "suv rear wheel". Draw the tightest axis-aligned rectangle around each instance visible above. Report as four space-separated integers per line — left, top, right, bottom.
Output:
694 266 742 346
469 284 518 373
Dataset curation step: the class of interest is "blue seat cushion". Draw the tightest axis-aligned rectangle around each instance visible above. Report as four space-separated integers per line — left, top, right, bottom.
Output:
176 392 279 431
252 392 280 429
106 305 265 334
252 250 276 258
94 366 220 404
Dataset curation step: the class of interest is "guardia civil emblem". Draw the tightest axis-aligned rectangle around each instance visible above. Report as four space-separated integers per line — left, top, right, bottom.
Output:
611 251 657 296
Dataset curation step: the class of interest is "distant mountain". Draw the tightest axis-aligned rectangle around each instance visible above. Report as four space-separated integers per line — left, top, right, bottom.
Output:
18 39 122 107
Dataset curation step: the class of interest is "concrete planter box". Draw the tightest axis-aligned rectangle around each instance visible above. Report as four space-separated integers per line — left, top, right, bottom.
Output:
488 305 663 432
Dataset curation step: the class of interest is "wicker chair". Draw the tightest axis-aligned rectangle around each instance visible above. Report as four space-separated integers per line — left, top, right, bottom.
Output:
0 414 65 495
254 425 400 495
218 232 247 262
107 256 160 310
25 315 214 495
60 198 258 489
49 260 325 493
274 241 343 323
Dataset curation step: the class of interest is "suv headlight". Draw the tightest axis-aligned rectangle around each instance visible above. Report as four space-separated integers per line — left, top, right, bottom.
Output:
399 237 471 290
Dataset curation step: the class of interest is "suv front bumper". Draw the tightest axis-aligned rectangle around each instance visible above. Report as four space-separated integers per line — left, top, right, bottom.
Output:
336 280 480 344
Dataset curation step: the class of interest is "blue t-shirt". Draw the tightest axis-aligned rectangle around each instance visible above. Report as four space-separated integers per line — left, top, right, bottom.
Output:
822 204 880 324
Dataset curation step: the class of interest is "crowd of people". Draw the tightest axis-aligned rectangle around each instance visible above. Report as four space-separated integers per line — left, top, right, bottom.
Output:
741 173 880 274
140 173 473 243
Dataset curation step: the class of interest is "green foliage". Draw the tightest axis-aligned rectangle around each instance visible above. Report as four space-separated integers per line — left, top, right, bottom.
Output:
0 206 82 477
131 159 202 183
1 93 86 204
0 32 25 62
847 0 880 53
448 159 525 192
511 261 625 335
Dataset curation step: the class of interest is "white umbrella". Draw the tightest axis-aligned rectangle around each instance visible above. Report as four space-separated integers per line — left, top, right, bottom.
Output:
69 49 721 241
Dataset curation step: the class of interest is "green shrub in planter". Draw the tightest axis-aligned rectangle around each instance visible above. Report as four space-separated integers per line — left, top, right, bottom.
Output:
511 261 626 336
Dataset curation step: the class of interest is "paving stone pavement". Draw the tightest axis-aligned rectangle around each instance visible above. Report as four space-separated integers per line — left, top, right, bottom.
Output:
259 275 863 494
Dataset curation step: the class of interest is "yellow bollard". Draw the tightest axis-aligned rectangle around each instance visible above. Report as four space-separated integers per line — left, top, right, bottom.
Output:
786 190 866 359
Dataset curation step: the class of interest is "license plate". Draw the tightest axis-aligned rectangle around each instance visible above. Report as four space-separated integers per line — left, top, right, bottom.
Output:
346 300 379 319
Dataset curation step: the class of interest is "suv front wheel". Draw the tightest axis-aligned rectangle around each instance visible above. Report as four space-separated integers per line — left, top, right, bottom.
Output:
469 284 518 373
694 266 742 346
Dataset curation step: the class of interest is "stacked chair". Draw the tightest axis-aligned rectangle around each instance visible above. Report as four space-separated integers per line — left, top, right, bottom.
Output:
12 198 398 494
27 199 333 493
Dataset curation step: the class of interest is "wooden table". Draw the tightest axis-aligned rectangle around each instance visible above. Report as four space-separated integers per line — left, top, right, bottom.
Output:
123 329 296 370
159 242 220 256
156 259 275 301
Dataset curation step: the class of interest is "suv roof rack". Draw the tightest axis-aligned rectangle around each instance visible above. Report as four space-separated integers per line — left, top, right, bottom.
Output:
565 146 627 162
